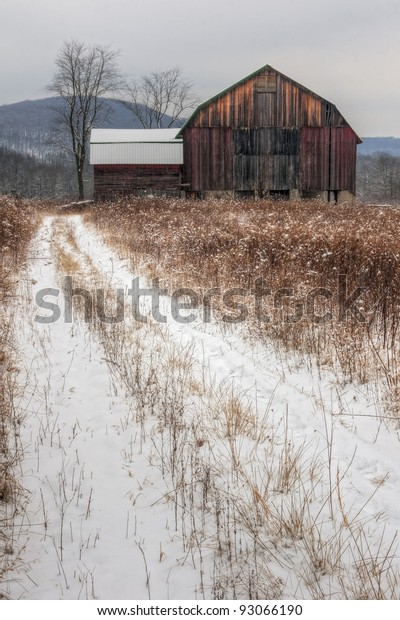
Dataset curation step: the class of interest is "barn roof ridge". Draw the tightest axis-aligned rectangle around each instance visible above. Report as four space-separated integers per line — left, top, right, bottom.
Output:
90 128 182 144
177 63 361 142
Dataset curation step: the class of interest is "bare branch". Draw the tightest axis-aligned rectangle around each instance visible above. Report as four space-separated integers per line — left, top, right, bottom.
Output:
122 66 200 129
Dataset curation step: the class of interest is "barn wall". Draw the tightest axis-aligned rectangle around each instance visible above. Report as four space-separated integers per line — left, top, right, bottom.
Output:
94 165 182 200
183 127 301 192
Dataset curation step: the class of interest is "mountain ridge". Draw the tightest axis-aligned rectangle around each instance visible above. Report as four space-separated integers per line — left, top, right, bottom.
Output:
357 136 400 155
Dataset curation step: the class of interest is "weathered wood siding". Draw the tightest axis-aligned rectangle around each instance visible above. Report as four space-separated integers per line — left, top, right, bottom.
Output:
233 128 300 191
183 127 301 192
94 165 181 200
182 128 233 191
188 70 346 129
300 128 330 191
330 127 358 193
300 127 357 193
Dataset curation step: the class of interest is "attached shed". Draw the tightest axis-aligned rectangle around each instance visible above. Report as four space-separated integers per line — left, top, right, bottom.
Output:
90 128 183 200
178 64 361 202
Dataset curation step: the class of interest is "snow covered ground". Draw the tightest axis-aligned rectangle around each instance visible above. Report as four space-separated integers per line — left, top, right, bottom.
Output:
6 214 400 600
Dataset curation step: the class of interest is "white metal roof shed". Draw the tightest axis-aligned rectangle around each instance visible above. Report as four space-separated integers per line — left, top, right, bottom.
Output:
90 128 183 165
91 128 181 143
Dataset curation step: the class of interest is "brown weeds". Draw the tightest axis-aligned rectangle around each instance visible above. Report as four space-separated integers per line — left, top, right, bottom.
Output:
0 195 45 595
88 197 400 417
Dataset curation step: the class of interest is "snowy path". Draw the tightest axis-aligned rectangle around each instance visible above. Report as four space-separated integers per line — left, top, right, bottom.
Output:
7 214 400 600
8 217 205 599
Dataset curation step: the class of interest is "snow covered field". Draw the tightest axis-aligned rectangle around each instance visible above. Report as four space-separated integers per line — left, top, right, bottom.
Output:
5 213 400 600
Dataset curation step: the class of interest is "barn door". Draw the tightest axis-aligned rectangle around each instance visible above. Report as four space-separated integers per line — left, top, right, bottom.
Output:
300 128 330 192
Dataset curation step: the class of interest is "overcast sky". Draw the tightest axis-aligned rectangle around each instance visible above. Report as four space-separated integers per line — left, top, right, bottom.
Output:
1 0 399 136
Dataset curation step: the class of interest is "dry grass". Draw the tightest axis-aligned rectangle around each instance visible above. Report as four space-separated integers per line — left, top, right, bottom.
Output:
0 195 45 595
88 197 400 417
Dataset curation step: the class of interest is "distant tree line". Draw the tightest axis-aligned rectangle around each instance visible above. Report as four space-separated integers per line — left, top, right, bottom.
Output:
357 153 400 203
0 146 92 199
1 145 398 204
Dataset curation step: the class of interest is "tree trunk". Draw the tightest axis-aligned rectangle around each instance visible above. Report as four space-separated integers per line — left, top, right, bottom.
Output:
78 173 84 200
76 160 84 200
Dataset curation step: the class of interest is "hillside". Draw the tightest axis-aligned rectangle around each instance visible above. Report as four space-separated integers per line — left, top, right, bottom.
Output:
0 97 180 158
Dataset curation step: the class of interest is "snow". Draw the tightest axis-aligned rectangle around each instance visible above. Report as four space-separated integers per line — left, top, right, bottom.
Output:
6 214 400 600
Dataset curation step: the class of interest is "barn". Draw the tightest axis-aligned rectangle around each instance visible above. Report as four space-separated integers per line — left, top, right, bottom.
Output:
90 129 183 200
91 64 361 202
179 64 361 202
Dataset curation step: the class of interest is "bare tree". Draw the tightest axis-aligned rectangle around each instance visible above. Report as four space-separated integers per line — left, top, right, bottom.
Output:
47 40 121 199
123 66 199 129
357 153 400 203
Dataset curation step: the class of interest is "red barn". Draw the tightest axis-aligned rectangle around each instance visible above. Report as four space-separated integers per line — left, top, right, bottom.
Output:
178 64 361 202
